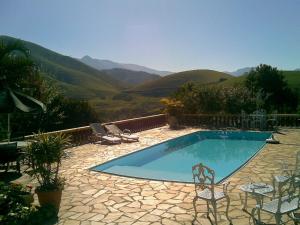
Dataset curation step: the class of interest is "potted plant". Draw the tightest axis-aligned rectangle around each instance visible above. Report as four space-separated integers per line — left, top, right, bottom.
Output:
160 98 184 129
26 132 69 212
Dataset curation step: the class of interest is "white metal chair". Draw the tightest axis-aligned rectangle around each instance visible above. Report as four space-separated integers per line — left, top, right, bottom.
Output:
251 175 300 225
274 151 300 193
192 163 232 225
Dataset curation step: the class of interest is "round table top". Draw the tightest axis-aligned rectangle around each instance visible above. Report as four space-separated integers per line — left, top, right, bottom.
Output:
239 182 273 194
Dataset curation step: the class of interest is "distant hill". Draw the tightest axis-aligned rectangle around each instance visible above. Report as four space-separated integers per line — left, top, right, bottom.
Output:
80 55 172 76
214 70 300 98
0 36 122 99
102 68 160 87
128 70 233 97
283 70 300 95
226 67 253 76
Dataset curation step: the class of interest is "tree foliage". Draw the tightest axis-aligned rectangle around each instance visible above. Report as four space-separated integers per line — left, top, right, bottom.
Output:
0 40 100 139
173 83 255 114
167 64 298 115
245 64 298 112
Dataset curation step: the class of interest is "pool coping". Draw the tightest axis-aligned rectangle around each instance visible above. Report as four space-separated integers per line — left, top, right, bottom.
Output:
90 130 272 184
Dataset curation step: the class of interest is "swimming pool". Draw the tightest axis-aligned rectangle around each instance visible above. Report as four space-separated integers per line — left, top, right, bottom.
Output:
91 130 271 183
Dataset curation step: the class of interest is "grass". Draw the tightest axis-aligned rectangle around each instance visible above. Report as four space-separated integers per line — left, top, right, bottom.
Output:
128 69 233 97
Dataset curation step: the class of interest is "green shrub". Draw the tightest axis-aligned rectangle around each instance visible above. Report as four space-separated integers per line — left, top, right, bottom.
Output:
0 182 35 225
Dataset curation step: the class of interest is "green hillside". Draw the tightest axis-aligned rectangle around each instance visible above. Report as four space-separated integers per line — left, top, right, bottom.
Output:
128 69 233 97
102 68 160 87
283 71 300 93
214 70 300 97
0 35 122 99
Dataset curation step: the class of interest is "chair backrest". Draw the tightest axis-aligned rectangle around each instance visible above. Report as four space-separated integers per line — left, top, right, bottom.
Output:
90 123 106 135
0 142 18 163
105 124 122 135
275 175 297 214
192 163 216 198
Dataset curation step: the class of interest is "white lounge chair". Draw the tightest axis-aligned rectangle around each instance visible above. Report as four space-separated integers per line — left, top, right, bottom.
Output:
90 123 121 144
104 124 139 142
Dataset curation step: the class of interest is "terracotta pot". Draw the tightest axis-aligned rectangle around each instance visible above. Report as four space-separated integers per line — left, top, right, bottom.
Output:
168 116 179 129
36 189 62 211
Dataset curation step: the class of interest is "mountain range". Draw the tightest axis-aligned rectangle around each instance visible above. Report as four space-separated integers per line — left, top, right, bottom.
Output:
1 35 299 120
79 55 172 76
0 35 122 99
226 67 253 76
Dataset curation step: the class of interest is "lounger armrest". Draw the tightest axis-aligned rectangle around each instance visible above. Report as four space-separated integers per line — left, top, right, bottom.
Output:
106 131 115 137
123 129 131 135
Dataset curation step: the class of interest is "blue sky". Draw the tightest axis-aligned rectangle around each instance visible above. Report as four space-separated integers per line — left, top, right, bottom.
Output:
0 0 299 72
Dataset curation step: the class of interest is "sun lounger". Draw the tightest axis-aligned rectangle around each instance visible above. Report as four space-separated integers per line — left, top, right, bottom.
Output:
89 123 121 144
104 124 139 142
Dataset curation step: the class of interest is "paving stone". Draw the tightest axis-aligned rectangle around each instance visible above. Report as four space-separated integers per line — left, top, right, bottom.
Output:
167 206 186 214
14 127 299 225
138 214 161 222
88 214 105 221
63 220 81 225
70 206 90 213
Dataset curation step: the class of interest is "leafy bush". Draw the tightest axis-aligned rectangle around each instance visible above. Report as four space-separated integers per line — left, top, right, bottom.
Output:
160 98 184 116
0 182 35 225
167 64 299 115
27 133 70 191
173 83 255 114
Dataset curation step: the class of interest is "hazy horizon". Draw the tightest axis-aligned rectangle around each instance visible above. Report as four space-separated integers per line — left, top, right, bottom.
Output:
1 0 299 72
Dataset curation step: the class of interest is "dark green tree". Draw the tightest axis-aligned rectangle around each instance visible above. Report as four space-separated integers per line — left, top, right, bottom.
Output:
245 64 298 112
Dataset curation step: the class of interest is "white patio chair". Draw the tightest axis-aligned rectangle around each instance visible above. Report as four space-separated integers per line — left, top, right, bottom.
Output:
274 151 300 194
192 163 232 225
251 175 300 225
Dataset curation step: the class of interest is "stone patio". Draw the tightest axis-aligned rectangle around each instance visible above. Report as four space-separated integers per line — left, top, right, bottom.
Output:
25 127 300 224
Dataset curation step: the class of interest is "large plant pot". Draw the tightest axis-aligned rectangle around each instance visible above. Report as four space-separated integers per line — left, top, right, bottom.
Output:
168 115 179 129
36 189 62 211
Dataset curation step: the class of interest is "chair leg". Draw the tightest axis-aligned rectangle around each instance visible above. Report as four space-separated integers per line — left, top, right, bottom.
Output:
16 160 20 174
193 197 198 219
225 196 232 224
206 201 210 217
275 214 281 225
212 201 218 225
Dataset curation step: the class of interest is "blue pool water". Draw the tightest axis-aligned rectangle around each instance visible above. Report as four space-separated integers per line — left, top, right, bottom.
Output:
91 131 271 183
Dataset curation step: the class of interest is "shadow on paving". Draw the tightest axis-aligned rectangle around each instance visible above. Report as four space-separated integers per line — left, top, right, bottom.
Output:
0 171 22 183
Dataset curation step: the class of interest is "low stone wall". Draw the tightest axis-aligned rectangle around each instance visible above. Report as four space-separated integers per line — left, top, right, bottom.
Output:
24 114 167 146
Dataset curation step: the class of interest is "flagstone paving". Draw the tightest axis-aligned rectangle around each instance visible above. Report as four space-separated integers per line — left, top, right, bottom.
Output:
34 127 300 224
